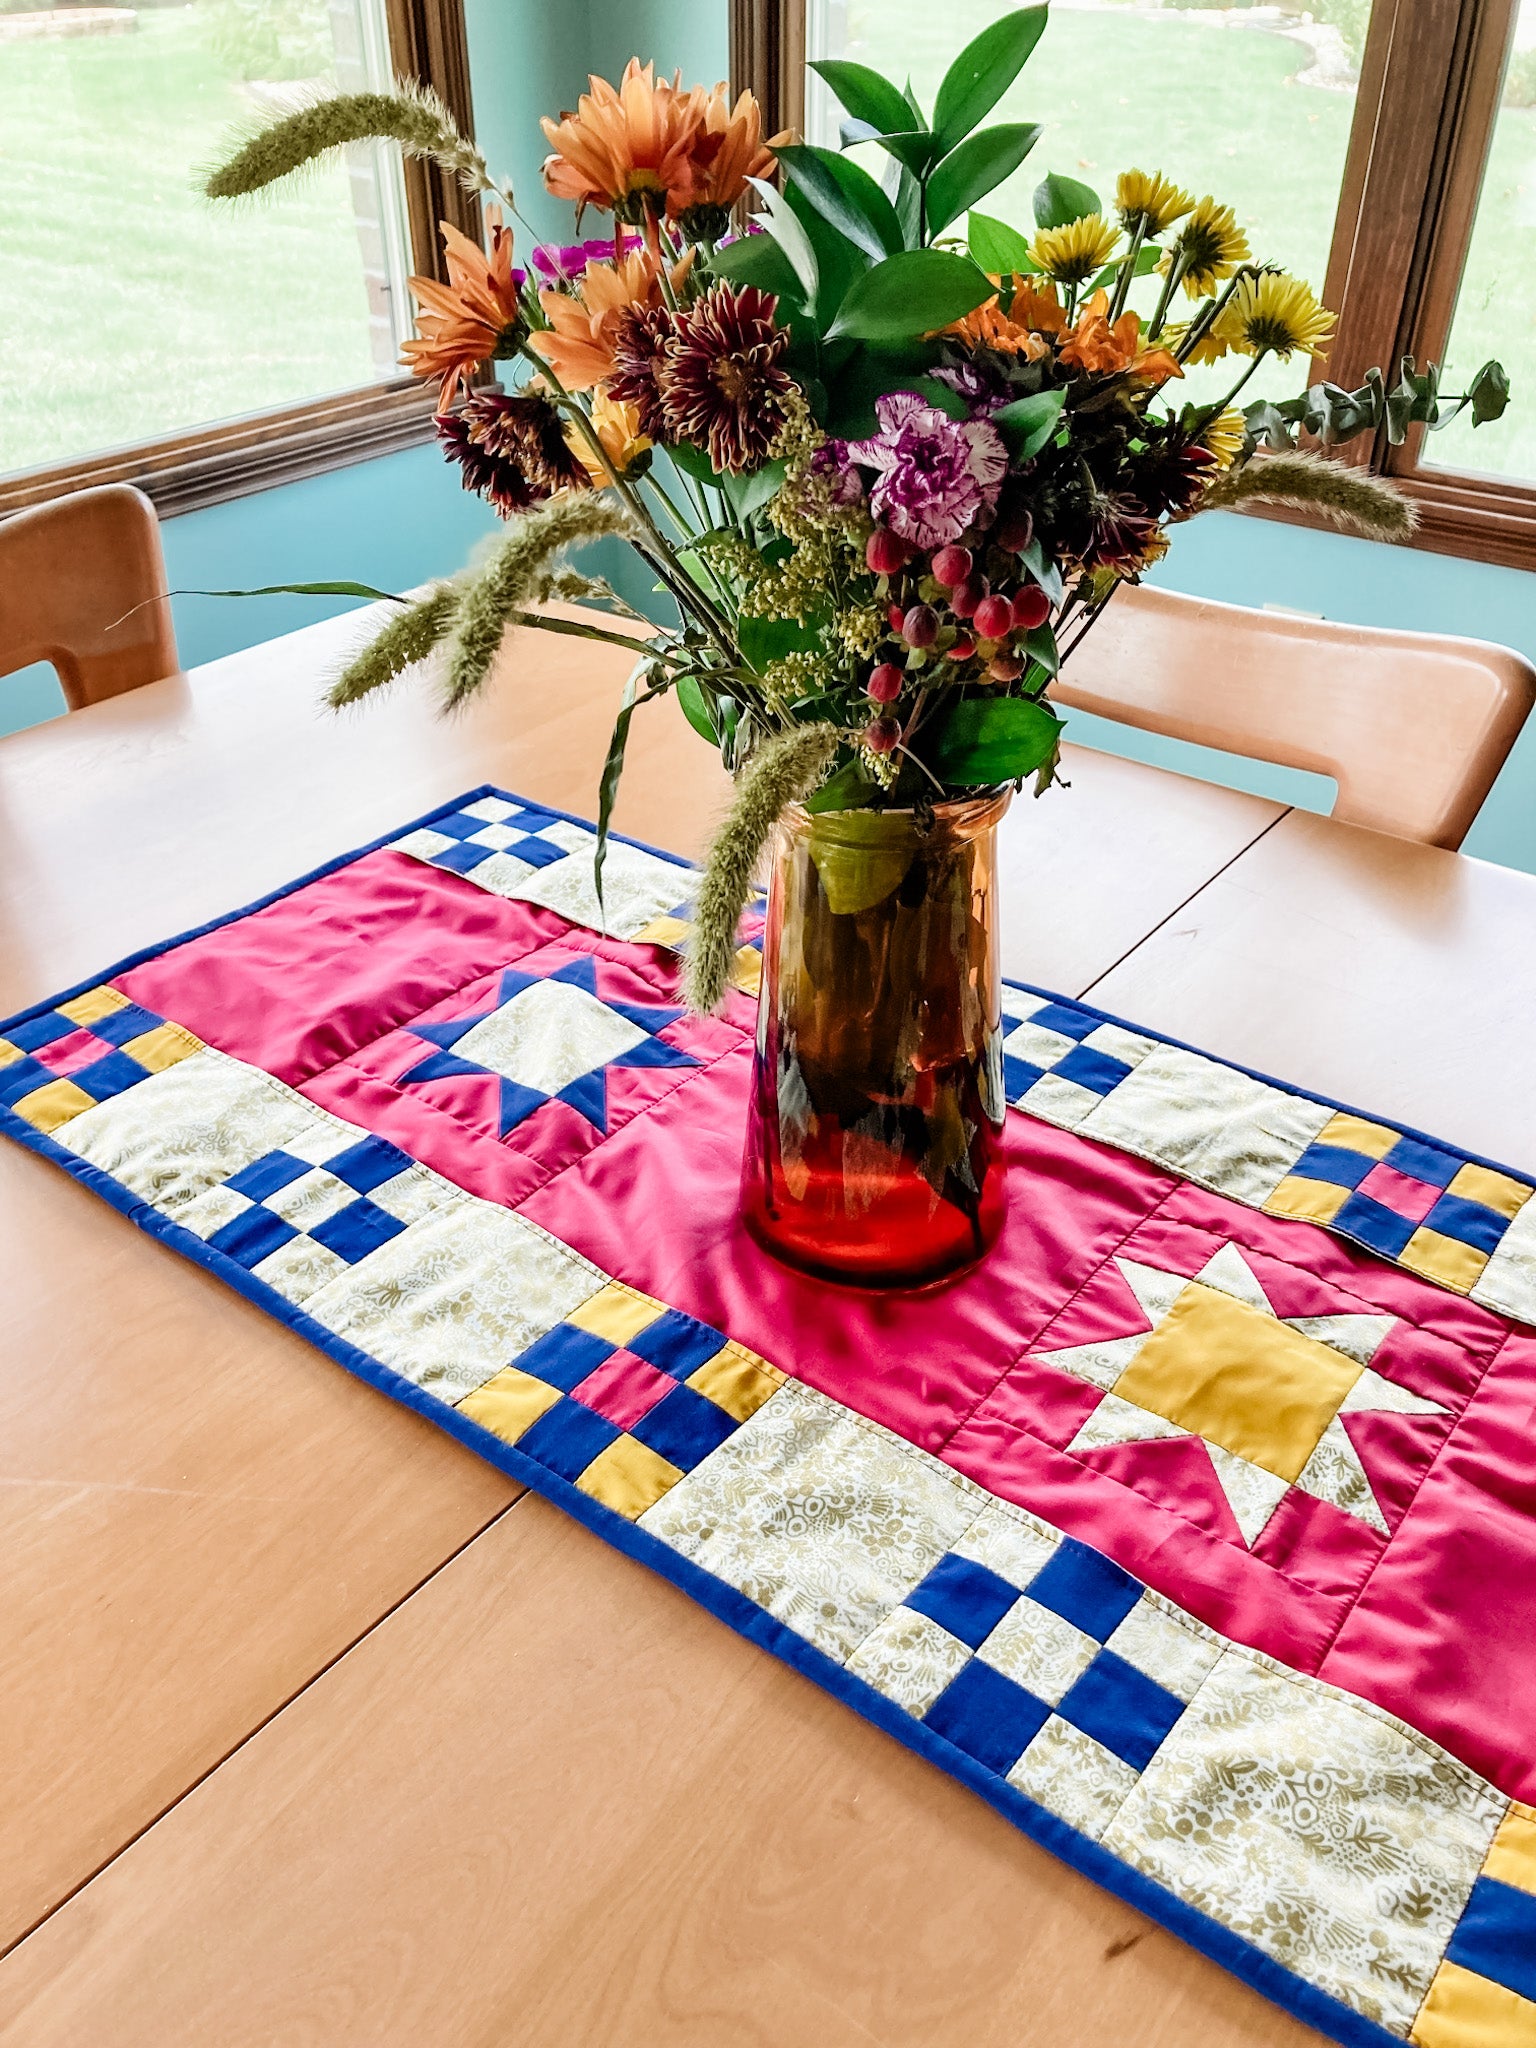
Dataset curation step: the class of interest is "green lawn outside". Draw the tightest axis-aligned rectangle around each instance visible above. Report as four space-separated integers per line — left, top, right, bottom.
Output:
830 2 1536 475
0 6 384 474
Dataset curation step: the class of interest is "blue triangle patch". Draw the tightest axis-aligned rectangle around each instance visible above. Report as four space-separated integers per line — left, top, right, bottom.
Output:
497 1077 550 1135
556 1068 610 1133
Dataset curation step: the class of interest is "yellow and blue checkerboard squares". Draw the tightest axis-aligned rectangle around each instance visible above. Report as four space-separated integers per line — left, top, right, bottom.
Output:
1414 1802 1536 2046
0 985 202 1135
1265 1111 1534 1294
458 1281 785 1522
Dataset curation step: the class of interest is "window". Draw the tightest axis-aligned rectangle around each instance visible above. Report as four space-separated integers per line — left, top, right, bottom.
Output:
1 0 475 518
737 0 1536 570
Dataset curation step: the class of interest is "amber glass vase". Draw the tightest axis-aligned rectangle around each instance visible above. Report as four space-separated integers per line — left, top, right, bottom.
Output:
740 789 1011 1289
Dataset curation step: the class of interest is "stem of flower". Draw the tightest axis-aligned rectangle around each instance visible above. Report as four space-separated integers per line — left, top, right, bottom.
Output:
1146 249 1190 340
518 343 738 656
1190 350 1269 434
503 609 685 663
1174 263 1256 364
1108 218 1146 325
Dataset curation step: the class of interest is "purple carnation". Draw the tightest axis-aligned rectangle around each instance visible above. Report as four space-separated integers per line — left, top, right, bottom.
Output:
808 437 867 506
847 391 1008 548
930 359 1011 417
531 234 641 284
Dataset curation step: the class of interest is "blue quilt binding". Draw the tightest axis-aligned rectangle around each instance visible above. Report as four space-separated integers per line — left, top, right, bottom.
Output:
0 784 1512 2047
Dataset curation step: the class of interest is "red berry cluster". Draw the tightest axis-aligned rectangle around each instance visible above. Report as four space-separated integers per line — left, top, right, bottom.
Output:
860 519 1052 758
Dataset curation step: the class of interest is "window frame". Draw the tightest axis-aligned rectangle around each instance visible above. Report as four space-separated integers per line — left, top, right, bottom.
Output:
0 0 478 523
748 0 1536 573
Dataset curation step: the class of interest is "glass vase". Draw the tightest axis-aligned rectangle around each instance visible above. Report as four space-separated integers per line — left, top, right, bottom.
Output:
740 789 1012 1289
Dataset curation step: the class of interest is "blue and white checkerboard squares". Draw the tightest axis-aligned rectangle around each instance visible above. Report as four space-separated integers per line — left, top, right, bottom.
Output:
173 1126 445 1305
997 989 1162 1132
847 1517 1222 1842
390 795 591 890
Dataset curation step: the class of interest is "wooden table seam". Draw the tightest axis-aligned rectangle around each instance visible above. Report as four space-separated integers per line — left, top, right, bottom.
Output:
0 1488 533 1966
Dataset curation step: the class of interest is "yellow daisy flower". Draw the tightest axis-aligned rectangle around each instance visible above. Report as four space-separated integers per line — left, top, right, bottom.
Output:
1115 169 1193 240
1213 272 1335 359
1029 213 1121 288
1199 406 1246 469
1162 197 1250 298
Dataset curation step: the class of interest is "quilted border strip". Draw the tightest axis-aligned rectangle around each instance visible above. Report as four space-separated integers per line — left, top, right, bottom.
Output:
3 1033 1527 2048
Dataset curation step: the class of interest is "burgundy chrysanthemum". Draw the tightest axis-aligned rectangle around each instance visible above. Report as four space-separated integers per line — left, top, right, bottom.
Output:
608 300 677 441
436 391 587 517
656 282 792 473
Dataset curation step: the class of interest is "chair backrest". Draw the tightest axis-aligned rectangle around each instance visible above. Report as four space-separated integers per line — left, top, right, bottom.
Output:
0 484 178 710
1048 581 1536 849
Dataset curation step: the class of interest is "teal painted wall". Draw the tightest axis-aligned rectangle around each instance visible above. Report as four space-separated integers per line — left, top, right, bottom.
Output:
7 0 1532 875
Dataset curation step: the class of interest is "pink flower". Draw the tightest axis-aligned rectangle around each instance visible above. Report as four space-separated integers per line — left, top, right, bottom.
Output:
847 391 1008 549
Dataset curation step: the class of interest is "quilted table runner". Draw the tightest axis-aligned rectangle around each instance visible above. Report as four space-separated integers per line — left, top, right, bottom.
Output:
6 786 1536 2048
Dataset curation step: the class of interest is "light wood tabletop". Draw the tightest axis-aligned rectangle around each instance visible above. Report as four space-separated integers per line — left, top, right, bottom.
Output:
1 603 1521 2044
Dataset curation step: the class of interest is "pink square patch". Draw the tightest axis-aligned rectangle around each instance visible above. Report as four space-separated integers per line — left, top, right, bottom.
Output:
570 1349 677 1431
1357 1161 1441 1224
33 1027 113 1078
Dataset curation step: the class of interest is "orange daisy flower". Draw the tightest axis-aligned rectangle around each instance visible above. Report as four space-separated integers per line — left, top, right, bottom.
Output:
529 249 690 390
399 215 525 409
540 60 706 225
1059 291 1183 385
672 85 790 238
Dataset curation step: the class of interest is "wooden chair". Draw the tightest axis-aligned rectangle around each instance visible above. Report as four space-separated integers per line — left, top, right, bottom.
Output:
1048 581 1536 850
0 484 179 709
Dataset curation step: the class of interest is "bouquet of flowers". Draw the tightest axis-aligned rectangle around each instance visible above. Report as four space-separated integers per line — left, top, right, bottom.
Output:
208 6 1509 1016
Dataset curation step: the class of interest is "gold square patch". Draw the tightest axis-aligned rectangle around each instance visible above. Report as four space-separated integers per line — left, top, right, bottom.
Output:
577 1435 684 1520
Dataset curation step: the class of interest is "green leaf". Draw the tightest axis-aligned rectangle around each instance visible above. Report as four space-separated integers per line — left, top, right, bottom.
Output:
1086 242 1160 294
893 161 924 248
783 178 868 332
932 6 1048 153
1468 358 1511 425
864 128 940 177
1023 622 1059 677
926 123 1042 237
738 612 826 676
803 755 877 813
668 440 721 486
676 673 723 746
1018 538 1064 605
593 663 644 923
777 142 903 261
808 58 914 139
819 338 944 437
929 695 1063 783
967 209 1034 273
991 387 1067 462
1033 171 1100 229
827 248 993 342
707 229 804 304
169 580 406 602
746 175 818 306
722 457 788 522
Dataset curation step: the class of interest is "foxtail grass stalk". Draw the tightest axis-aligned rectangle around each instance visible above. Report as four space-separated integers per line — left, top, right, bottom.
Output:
687 723 841 1014
1196 454 1417 542
204 83 506 204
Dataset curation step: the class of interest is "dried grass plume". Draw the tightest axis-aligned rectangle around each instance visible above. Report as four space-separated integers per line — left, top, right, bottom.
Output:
687 723 841 1015
204 81 495 201
442 492 640 710
328 583 460 709
1198 453 1417 543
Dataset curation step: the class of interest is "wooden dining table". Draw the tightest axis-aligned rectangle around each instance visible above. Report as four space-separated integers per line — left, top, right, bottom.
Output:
2 602 1534 2046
